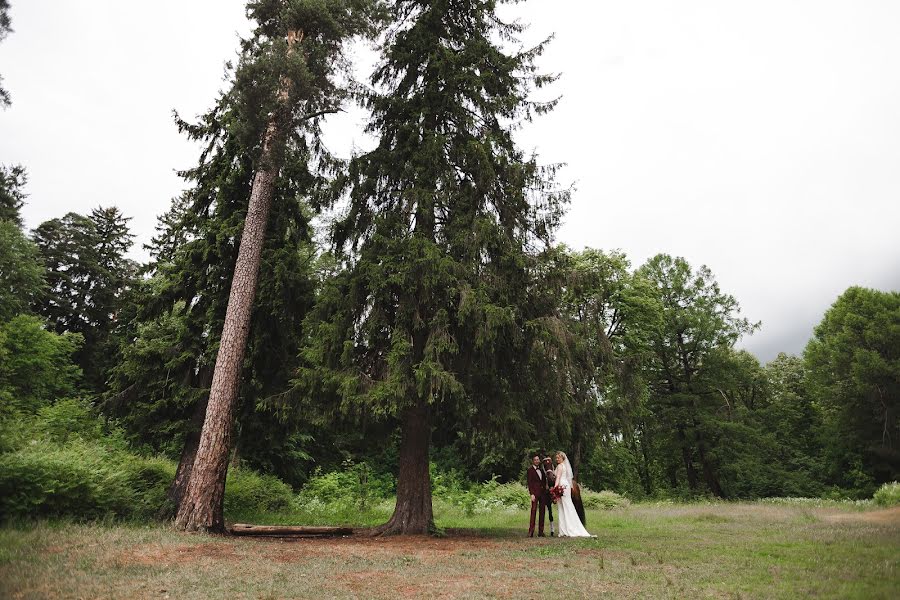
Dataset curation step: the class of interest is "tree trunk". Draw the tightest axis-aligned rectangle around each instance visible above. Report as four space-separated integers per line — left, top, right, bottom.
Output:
174 31 301 533
230 524 354 536
634 429 653 496
677 425 698 490
371 397 434 535
164 366 214 517
572 436 582 481
166 396 208 515
696 436 725 497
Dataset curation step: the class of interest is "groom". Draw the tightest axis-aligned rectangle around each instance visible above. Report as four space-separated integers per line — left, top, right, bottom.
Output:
527 454 548 537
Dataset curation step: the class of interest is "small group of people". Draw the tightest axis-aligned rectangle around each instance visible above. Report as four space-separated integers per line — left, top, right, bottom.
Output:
526 451 594 538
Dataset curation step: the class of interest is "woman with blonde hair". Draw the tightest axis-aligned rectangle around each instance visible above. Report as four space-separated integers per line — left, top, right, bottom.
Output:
553 451 594 537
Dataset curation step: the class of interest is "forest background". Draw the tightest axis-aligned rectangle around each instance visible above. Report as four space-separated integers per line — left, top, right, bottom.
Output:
0 0 898 533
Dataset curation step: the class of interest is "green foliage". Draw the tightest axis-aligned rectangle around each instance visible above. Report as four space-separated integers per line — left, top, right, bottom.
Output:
0 399 306 521
0 435 175 521
0 165 27 226
579 488 630 510
872 481 900 507
0 220 44 321
805 286 899 489
297 0 570 529
630 255 759 497
295 462 394 512
102 0 380 483
223 468 296 515
0 315 82 417
0 0 11 108
31 207 137 392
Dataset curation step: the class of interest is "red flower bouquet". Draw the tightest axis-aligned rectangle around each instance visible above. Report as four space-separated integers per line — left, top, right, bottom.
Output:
549 484 566 503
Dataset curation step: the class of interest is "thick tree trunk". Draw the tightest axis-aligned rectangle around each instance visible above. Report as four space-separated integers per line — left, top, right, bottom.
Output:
166 396 208 514
173 166 277 531
372 397 434 535
174 32 300 533
165 367 214 517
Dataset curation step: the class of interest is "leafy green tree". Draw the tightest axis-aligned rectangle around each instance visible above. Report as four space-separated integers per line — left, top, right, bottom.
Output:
31 208 137 391
0 220 43 321
0 315 82 417
299 0 567 534
805 286 900 491
634 254 758 497
546 248 653 481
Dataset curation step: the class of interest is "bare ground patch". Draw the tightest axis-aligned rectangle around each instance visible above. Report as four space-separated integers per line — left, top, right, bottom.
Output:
116 542 241 566
822 506 900 526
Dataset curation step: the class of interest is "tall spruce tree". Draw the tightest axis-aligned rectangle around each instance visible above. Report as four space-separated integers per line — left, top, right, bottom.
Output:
299 0 567 534
172 0 381 532
0 165 26 226
31 207 137 391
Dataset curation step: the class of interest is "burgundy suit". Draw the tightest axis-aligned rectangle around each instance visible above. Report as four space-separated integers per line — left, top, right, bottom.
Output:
527 464 548 536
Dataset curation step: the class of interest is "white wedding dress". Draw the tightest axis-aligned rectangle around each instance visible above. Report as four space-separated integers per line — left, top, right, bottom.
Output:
555 459 594 537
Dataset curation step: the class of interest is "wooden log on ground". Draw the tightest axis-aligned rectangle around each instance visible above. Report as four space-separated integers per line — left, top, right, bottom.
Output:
229 524 354 537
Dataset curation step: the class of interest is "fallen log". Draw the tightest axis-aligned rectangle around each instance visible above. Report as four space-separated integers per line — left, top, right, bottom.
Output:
229 523 354 537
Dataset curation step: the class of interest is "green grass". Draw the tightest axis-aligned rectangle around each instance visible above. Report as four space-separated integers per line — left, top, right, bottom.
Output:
1 502 897 599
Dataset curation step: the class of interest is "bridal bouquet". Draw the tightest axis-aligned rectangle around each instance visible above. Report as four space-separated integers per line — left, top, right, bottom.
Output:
549 484 566 503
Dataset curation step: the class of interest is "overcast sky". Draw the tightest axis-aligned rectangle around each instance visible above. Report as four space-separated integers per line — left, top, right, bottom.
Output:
2 0 898 362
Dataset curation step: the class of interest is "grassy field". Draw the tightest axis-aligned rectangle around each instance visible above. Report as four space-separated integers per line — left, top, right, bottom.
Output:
1 502 898 599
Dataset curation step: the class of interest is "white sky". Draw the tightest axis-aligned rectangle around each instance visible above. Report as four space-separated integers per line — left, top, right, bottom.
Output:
2 0 899 362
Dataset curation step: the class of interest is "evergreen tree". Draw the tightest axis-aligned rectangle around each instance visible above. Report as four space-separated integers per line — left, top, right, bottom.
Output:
31 207 137 391
172 0 381 533
1 0 12 108
0 165 26 226
299 0 567 534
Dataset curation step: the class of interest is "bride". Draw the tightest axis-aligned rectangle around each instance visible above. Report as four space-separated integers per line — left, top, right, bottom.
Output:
554 451 594 537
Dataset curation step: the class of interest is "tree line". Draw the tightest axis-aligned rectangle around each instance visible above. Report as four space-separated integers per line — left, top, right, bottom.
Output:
1 0 897 534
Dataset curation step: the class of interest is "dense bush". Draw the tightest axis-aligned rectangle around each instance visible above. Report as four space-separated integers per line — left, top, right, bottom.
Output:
0 438 174 521
224 468 296 515
580 487 630 510
0 400 299 522
872 482 900 507
0 315 82 417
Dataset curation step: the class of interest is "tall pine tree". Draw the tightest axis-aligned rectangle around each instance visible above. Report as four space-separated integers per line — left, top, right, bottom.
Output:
172 0 382 532
0 0 12 108
32 207 137 391
299 0 567 534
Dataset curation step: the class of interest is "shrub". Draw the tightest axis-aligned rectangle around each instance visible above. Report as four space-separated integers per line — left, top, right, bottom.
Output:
873 482 900 507
295 462 393 510
0 315 82 416
478 479 530 510
579 487 630 510
0 439 174 521
224 468 296 514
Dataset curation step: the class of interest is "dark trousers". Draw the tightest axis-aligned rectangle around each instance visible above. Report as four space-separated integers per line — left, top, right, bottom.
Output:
544 492 554 523
529 495 548 535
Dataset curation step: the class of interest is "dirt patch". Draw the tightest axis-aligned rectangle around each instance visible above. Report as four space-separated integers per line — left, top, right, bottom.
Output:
117 542 240 566
254 533 503 562
822 506 900 526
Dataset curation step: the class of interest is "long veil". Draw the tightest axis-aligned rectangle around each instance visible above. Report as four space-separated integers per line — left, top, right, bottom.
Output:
565 458 587 527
